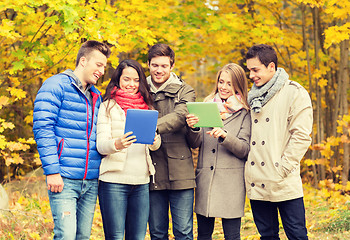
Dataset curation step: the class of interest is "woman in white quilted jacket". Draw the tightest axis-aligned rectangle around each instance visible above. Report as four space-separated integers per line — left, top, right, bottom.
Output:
96 59 160 240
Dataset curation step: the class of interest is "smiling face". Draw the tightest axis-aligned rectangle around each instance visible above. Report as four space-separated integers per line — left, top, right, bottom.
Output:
217 71 234 100
119 67 140 95
246 57 276 87
78 50 108 89
78 50 107 88
148 56 174 89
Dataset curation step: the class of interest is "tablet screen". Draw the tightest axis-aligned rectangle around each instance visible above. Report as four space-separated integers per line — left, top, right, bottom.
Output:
186 102 223 128
124 109 158 144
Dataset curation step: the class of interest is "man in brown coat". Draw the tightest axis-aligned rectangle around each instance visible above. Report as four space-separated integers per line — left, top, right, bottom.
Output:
147 43 196 240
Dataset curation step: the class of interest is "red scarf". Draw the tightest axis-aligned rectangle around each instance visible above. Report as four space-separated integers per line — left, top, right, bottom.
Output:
111 87 149 115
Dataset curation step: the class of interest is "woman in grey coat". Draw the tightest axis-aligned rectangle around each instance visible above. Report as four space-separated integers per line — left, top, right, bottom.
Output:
186 63 251 240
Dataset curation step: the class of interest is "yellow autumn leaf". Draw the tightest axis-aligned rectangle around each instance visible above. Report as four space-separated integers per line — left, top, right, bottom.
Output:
4 156 13 166
324 23 350 49
7 141 30 151
24 114 33 125
331 165 342 173
318 78 328 88
0 135 7 149
0 96 9 109
304 159 316 166
326 136 341 146
0 19 21 39
2 122 15 130
29 232 41 240
216 31 231 45
7 87 27 100
21 137 36 144
321 148 334 159
33 157 42 166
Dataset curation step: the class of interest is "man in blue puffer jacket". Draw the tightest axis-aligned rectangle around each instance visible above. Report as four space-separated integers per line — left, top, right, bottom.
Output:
33 40 111 239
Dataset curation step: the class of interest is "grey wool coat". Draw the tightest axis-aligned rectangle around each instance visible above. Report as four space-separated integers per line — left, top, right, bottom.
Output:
187 109 251 218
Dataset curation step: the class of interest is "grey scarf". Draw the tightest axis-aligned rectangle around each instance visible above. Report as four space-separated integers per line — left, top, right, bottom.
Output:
248 68 288 113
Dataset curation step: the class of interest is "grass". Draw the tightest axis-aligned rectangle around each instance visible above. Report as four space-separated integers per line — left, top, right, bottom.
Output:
1 178 350 240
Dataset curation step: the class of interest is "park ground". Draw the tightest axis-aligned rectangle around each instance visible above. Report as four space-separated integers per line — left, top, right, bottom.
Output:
1 172 350 239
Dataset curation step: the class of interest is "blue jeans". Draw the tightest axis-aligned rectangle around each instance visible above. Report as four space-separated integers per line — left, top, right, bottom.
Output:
48 177 98 240
149 189 194 240
250 197 308 240
196 214 241 240
98 181 150 240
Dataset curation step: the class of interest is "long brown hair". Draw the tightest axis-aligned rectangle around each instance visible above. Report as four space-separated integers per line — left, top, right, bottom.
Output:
205 63 249 110
103 59 153 113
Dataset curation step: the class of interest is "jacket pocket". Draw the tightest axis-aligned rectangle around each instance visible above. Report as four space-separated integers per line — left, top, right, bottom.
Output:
167 144 195 181
99 153 126 175
276 156 296 179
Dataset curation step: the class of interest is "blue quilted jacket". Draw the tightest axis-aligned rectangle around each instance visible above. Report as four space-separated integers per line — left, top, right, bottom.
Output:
33 70 102 180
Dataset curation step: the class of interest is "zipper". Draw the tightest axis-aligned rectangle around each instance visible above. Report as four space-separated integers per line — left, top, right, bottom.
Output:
57 139 64 159
83 91 100 179
83 98 90 180
70 80 100 180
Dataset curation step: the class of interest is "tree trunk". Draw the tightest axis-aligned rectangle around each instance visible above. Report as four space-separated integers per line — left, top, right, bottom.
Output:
313 7 326 181
301 4 318 187
340 38 349 185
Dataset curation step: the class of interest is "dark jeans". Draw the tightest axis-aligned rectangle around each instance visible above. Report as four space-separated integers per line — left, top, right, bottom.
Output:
98 181 149 240
149 189 194 240
250 197 308 240
196 214 241 240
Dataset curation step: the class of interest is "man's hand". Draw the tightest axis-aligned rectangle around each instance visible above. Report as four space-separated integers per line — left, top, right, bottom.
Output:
186 114 199 129
46 173 64 193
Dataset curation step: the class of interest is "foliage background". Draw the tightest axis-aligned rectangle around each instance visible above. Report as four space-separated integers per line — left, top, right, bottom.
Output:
1 0 349 184
0 0 350 238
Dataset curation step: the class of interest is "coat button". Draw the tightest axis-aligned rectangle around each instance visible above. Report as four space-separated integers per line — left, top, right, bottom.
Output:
251 183 255 187
261 162 265 166
251 161 255 166
210 166 214 170
252 141 256 145
261 184 265 188
154 162 157 166
212 149 216 153
254 119 258 123
266 118 270 122
275 162 279 167
261 141 265 145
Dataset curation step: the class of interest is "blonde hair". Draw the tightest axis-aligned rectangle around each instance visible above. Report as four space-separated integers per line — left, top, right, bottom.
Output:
204 63 249 110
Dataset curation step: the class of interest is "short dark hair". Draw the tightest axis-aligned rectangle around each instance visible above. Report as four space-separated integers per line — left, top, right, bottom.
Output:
103 59 153 109
246 44 278 70
76 40 111 67
147 43 175 67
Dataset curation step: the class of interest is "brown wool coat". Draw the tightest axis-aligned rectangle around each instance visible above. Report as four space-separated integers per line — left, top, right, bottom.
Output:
149 81 196 191
187 109 251 218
